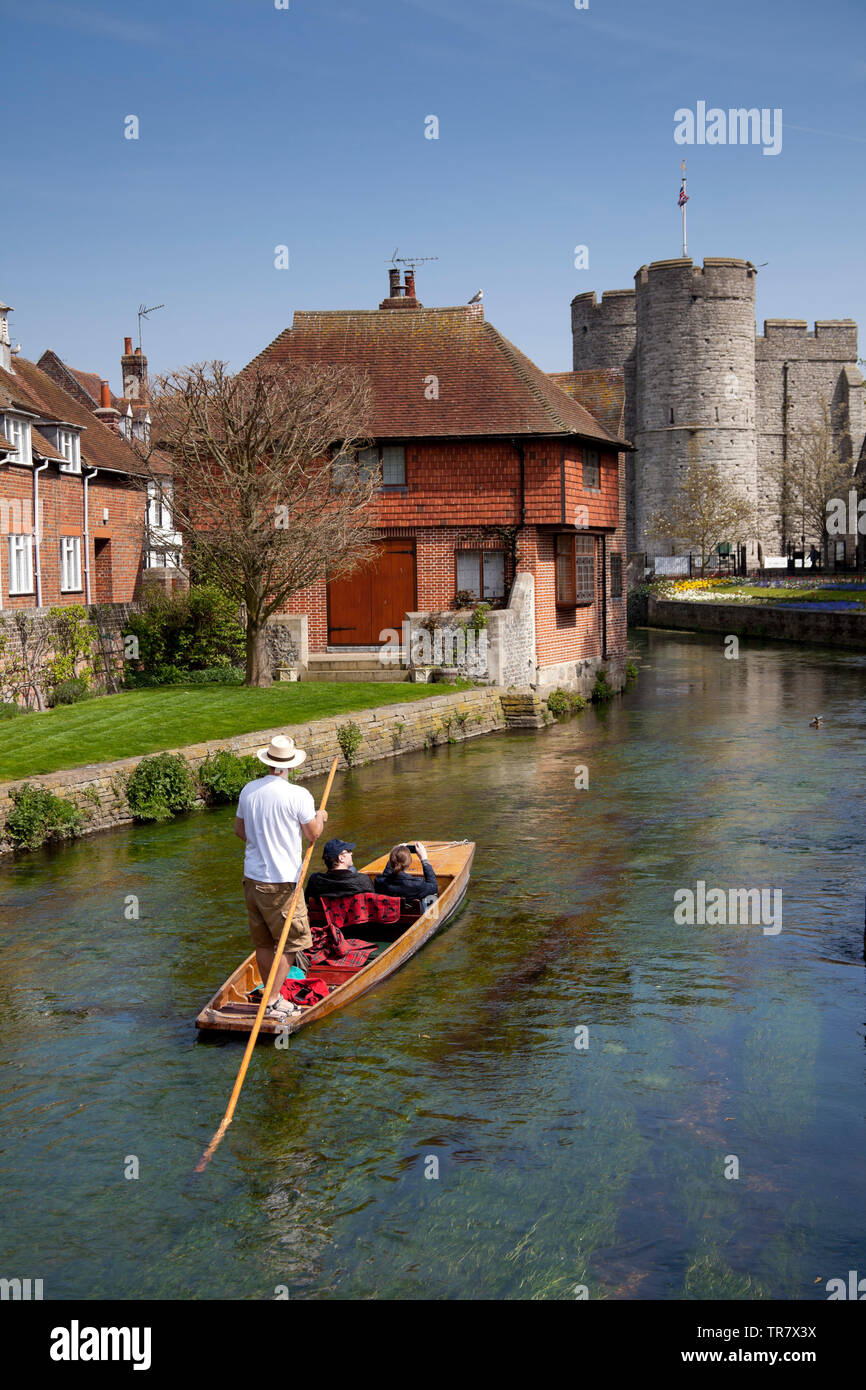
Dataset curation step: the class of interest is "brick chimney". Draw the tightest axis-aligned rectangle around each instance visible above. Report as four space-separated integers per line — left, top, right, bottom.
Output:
121 336 149 403
379 268 423 311
94 378 120 429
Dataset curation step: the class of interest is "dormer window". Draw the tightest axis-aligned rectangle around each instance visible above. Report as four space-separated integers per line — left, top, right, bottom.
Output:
57 428 81 473
2 414 32 466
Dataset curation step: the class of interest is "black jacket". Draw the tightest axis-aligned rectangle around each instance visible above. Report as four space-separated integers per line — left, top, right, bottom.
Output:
374 860 438 902
306 868 374 901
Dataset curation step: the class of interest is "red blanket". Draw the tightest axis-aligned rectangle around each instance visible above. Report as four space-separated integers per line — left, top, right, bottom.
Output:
307 893 400 970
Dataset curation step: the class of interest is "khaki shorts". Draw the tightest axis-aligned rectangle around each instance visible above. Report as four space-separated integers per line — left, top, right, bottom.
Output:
243 878 313 953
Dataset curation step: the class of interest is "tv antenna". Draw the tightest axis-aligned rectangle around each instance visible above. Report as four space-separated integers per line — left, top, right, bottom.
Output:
137 302 164 353
387 249 439 271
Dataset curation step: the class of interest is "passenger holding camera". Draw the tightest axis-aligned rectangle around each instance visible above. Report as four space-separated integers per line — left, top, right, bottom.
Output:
374 842 439 911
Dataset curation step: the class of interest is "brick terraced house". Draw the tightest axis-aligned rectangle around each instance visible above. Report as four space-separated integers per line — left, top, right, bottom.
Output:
250 269 632 691
0 297 179 611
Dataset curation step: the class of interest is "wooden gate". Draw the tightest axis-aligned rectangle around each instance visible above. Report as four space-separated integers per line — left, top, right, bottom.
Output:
327 538 417 645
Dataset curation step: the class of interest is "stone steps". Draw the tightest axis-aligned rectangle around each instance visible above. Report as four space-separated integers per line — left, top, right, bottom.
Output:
302 651 407 683
500 693 550 729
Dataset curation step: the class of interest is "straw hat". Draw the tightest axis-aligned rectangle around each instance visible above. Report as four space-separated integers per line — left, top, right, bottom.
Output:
256 734 307 769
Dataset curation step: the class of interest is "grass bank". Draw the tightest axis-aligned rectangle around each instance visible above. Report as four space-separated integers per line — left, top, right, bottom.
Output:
0 681 463 780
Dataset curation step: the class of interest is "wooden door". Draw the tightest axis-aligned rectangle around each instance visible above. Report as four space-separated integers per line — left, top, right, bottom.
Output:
327 538 416 645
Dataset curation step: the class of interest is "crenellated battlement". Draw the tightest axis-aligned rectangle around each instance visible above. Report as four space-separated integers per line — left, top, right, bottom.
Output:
756 318 858 358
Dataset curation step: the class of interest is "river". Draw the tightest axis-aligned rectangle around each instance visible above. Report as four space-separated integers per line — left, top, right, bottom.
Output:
1 629 864 1300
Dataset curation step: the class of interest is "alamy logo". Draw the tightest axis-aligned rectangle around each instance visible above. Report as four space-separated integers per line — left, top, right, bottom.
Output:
827 490 866 535
0 1277 43 1299
50 1321 152 1371
825 1270 866 1299
673 880 782 935
674 102 782 156
379 621 488 672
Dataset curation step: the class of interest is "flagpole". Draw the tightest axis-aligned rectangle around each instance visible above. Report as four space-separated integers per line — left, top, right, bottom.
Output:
680 160 688 256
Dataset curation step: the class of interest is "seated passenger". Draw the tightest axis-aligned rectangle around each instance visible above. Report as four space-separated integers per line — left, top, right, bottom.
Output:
374 842 438 910
306 838 374 901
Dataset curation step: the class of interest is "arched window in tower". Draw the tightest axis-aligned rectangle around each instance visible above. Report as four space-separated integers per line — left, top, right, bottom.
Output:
669 408 675 424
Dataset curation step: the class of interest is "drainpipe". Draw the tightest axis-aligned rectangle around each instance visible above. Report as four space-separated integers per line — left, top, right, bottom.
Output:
601 533 608 661
33 460 49 608
83 467 98 605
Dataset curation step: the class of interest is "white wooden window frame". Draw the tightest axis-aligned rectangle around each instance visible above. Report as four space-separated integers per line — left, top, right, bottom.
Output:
57 429 82 473
8 534 34 594
60 536 82 592
3 415 32 466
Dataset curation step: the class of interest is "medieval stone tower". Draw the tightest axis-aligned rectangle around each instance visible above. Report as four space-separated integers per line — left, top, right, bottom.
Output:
570 257 865 561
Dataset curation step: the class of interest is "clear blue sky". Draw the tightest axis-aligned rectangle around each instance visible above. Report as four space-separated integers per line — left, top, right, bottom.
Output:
3 0 864 384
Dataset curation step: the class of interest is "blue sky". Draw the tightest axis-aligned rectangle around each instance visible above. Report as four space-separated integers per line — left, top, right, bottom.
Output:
3 0 864 384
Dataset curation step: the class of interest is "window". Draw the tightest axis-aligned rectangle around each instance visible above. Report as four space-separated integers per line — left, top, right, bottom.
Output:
555 533 576 606
60 537 82 592
147 480 173 529
8 534 34 594
455 549 506 602
610 553 623 599
58 429 81 473
3 415 32 466
575 533 594 603
331 444 406 489
381 445 406 486
582 447 600 489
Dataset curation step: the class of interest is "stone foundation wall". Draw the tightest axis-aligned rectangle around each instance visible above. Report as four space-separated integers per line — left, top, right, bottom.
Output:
0 687 507 854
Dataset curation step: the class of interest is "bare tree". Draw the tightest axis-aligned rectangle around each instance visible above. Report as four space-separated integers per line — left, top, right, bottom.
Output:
646 457 755 573
786 403 855 563
137 360 378 685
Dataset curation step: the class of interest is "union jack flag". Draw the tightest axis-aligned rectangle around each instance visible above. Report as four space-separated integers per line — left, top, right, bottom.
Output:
678 187 689 207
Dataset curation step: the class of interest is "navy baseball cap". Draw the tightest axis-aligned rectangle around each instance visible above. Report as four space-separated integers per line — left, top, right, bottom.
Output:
323 838 355 864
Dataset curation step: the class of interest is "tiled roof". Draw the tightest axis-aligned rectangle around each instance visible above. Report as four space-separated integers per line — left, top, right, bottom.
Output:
250 305 628 447
31 428 65 462
0 358 149 476
0 431 13 452
548 369 629 443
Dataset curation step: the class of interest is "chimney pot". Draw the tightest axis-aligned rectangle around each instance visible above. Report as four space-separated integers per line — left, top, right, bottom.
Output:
124 337 133 355
100 380 112 408
404 268 416 298
388 267 401 297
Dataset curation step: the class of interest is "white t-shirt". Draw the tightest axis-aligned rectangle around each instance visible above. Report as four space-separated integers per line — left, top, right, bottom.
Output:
236 774 316 883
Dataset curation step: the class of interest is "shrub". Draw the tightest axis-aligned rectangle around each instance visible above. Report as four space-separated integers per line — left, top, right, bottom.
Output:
5 782 84 850
336 721 363 767
546 689 570 718
125 584 244 674
464 602 490 633
197 750 264 805
0 702 21 720
125 753 197 822
454 589 474 609
626 660 639 684
547 689 587 718
49 676 91 707
592 670 614 703
123 665 244 689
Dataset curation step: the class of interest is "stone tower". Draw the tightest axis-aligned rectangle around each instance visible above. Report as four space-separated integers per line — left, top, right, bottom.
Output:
569 258 865 562
632 257 758 560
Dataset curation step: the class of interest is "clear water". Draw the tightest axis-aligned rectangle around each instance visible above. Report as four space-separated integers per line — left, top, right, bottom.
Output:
1 630 864 1300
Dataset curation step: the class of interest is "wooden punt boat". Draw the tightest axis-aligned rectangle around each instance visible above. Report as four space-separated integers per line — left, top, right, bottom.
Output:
195 839 475 1037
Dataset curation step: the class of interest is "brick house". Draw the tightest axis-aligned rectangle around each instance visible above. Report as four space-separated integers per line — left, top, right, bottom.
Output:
0 296 179 611
249 269 632 691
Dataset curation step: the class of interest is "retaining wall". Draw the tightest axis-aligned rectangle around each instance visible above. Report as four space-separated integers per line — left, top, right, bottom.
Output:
0 687 507 854
647 596 866 648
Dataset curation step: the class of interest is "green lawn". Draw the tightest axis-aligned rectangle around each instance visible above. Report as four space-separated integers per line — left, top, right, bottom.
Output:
0 682 460 781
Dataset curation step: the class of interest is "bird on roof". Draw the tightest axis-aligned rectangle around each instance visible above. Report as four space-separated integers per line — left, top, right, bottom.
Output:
468 289 483 304
809 715 823 727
